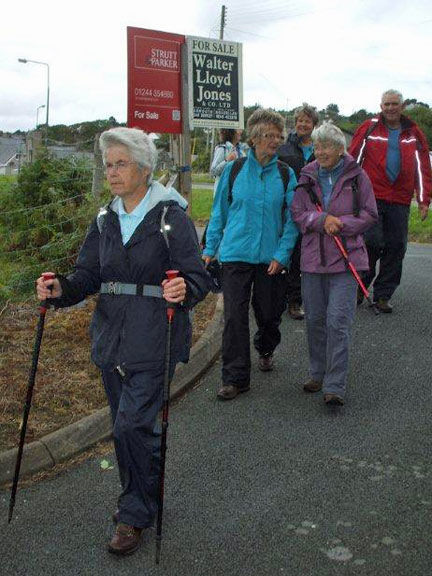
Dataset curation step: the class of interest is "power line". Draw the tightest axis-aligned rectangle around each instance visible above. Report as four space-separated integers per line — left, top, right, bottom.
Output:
224 26 271 39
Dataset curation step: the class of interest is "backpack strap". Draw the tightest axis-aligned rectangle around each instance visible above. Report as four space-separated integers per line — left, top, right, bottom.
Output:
276 160 290 193
295 179 321 207
228 157 247 204
96 205 109 233
228 157 291 204
356 118 379 164
351 176 360 217
96 202 171 250
160 205 170 249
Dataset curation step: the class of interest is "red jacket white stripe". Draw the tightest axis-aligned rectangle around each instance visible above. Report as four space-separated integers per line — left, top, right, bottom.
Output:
349 114 431 207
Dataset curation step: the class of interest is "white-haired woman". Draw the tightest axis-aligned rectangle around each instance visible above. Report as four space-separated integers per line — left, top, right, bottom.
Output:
203 109 298 400
291 123 377 406
278 103 320 320
36 127 209 555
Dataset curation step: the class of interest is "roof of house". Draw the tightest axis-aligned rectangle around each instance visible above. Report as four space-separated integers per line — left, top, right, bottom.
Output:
0 136 25 165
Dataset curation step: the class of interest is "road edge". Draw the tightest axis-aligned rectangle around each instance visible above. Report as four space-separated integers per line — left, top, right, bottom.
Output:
0 294 223 485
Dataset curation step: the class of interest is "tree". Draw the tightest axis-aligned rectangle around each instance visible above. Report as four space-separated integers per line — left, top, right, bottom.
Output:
326 103 340 116
349 109 373 124
404 105 432 147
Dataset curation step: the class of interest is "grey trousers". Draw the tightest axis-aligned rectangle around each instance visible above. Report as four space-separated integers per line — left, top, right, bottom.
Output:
302 272 357 397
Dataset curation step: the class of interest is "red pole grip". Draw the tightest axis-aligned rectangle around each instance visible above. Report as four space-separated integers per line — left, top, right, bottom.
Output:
40 272 56 313
165 270 179 321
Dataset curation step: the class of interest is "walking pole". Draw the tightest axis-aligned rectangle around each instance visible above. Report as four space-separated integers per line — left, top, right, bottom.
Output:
155 269 179 564
314 203 379 314
8 272 55 523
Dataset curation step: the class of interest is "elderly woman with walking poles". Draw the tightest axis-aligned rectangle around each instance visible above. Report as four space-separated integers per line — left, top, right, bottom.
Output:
203 108 299 401
291 122 378 406
36 127 209 556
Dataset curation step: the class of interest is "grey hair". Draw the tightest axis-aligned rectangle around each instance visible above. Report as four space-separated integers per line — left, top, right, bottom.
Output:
247 108 285 145
381 89 404 104
99 127 158 185
294 103 320 126
312 121 346 151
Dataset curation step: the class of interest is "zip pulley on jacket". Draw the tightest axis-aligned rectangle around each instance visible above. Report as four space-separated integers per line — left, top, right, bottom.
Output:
100 282 164 297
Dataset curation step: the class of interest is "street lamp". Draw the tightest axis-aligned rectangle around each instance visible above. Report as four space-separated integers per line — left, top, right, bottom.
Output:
18 58 50 147
36 104 46 129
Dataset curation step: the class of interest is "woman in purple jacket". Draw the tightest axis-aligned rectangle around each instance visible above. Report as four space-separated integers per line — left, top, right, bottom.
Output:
291 123 378 405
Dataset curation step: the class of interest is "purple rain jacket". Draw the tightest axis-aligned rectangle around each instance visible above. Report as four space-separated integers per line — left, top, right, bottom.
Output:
291 154 378 274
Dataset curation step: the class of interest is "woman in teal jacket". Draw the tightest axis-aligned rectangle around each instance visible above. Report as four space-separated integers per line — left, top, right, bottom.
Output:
203 109 298 400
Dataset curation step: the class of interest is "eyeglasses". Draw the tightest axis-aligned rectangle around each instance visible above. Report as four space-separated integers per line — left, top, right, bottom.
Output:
262 132 283 142
104 161 136 173
314 143 338 153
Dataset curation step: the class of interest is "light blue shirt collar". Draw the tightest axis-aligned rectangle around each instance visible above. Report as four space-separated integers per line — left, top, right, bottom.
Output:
118 193 149 219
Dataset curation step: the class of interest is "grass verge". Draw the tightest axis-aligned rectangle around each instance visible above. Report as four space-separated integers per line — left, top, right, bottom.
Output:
0 292 217 452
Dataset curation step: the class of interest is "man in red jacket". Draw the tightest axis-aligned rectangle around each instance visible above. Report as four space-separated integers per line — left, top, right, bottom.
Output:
349 89 431 312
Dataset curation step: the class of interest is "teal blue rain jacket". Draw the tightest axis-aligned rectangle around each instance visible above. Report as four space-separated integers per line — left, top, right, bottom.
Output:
203 149 299 267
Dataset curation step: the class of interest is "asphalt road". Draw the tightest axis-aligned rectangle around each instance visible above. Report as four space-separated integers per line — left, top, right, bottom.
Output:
1 243 431 576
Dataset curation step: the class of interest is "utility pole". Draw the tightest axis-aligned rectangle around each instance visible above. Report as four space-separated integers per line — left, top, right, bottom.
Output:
220 5 227 40
209 5 227 171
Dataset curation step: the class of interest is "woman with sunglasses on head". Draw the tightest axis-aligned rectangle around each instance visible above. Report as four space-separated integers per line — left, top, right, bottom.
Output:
203 108 298 401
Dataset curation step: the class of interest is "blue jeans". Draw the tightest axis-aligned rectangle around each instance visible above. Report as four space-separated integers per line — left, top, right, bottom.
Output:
302 272 357 398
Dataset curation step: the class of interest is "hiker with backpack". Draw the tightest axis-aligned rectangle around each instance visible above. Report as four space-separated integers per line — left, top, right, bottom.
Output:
291 122 377 406
210 128 246 196
35 127 209 556
203 109 298 401
349 89 431 313
278 103 320 320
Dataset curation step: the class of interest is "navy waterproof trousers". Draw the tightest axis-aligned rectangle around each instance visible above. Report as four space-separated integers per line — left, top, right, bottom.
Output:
102 363 175 529
362 200 410 301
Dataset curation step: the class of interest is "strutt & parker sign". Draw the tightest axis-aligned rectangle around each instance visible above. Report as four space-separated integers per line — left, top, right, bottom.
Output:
127 27 185 133
127 28 243 132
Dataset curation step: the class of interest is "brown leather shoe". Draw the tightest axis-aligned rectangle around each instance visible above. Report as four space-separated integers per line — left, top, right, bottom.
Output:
303 379 323 393
217 384 250 401
288 302 305 320
324 394 344 406
108 523 143 556
374 298 393 313
258 354 274 372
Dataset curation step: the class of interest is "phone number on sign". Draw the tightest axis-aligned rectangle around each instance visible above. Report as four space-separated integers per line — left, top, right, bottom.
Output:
135 88 174 99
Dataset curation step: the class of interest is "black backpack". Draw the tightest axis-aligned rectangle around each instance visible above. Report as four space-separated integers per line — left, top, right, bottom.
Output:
201 157 291 250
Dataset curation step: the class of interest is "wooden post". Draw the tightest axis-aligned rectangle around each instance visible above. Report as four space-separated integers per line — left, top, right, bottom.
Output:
92 134 104 199
179 43 192 215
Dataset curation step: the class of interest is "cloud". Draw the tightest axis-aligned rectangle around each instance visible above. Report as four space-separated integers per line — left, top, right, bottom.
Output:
1 0 431 131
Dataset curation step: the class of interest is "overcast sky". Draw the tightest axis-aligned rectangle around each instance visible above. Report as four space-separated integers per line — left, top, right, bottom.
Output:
2 0 431 133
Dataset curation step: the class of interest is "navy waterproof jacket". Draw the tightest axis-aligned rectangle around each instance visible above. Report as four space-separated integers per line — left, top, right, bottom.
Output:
54 200 210 373
278 132 315 180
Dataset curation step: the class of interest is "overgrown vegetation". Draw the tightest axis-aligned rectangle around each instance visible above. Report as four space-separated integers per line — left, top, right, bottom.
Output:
0 153 109 300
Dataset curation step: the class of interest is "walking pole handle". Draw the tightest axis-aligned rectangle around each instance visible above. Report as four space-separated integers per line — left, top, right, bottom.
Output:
40 272 56 313
165 270 179 322
315 206 378 314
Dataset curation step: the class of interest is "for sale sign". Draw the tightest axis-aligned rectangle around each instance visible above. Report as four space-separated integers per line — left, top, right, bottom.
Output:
127 27 185 133
187 36 243 129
